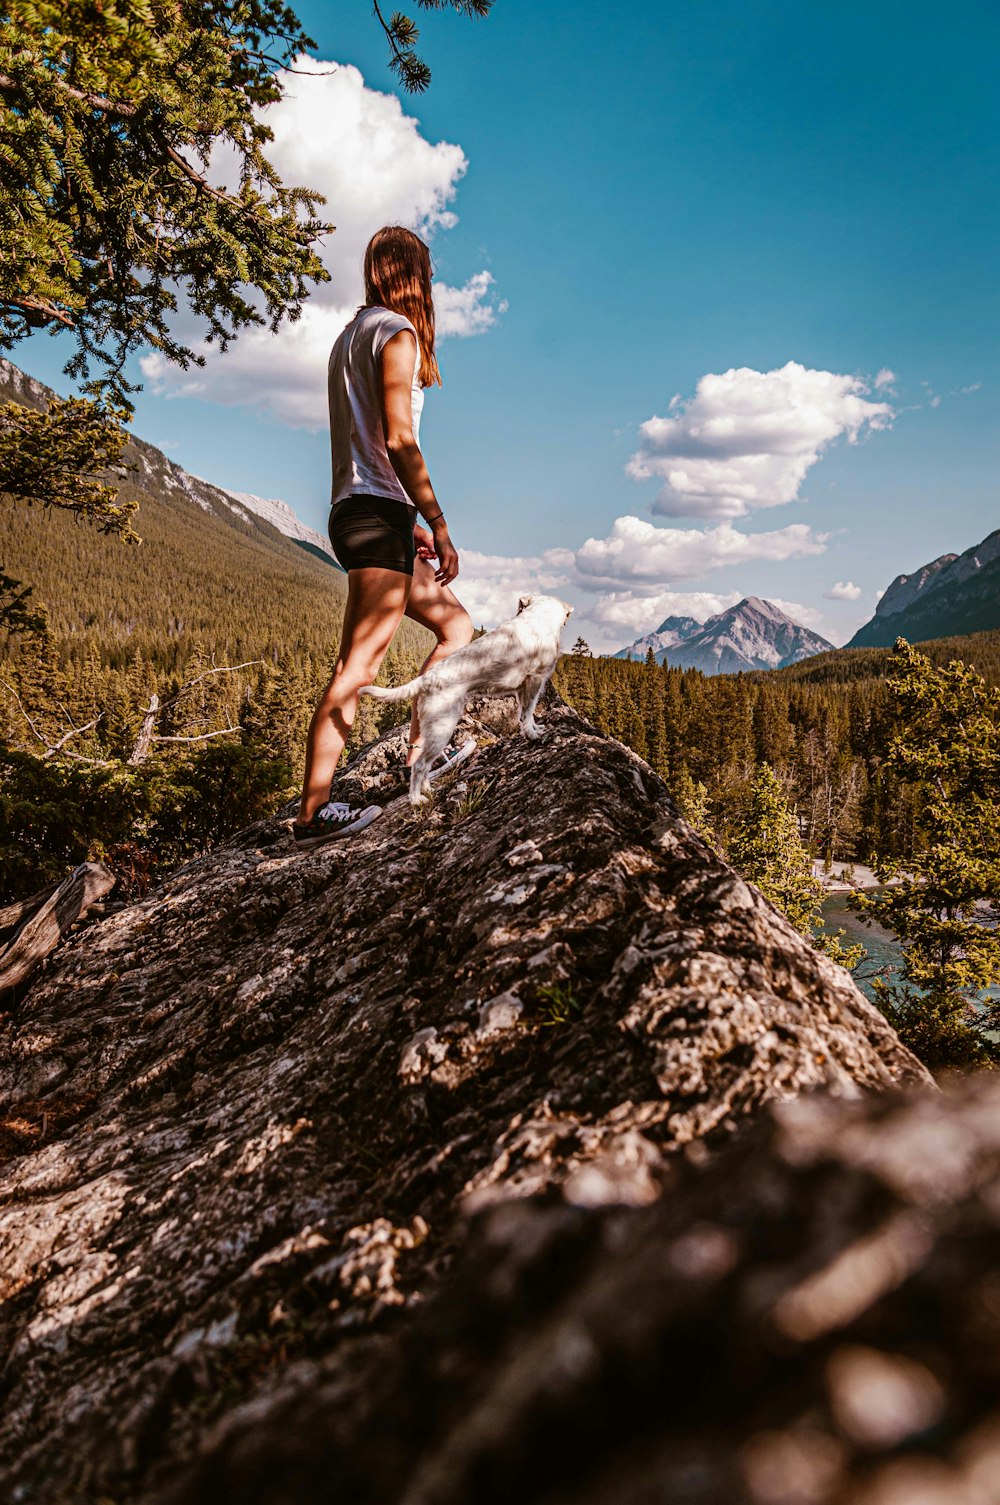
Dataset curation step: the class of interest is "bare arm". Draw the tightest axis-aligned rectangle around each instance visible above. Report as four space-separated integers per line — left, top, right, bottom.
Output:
380 329 458 585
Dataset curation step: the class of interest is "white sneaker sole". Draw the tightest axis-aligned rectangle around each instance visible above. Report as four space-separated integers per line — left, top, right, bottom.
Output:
292 804 383 850
427 739 477 783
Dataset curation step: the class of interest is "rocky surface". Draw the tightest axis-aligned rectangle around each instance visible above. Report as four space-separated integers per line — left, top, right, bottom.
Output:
184 1077 1000 1505
0 697 930 1502
849 526 1000 648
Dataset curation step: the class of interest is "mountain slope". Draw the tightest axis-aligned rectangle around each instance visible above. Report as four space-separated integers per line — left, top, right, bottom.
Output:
618 597 833 674
759 627 1000 687
220 487 338 563
849 526 1000 648
614 615 701 662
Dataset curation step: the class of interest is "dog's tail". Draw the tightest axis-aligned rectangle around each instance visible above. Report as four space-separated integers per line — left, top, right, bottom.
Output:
358 673 427 703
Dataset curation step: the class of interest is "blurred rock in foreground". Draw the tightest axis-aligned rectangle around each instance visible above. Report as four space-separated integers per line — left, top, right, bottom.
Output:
184 1077 1000 1505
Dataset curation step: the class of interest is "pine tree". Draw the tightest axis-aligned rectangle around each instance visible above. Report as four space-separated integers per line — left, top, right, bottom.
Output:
853 640 1000 1068
729 764 822 934
673 769 717 847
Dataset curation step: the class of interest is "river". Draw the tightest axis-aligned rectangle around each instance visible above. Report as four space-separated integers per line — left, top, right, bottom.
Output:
818 892 1000 1005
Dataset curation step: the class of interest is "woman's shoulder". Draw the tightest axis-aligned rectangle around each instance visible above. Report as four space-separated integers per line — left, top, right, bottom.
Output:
358 303 417 334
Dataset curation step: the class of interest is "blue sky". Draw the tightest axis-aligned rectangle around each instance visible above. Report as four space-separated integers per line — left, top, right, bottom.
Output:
22 0 999 648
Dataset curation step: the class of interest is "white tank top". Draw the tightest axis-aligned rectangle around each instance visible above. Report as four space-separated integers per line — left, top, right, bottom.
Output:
328 305 425 510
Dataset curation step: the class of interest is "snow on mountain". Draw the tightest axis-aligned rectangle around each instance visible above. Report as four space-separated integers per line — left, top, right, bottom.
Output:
219 489 336 560
615 615 701 661
616 597 833 675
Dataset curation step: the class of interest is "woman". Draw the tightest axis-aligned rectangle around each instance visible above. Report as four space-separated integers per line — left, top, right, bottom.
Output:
292 225 474 847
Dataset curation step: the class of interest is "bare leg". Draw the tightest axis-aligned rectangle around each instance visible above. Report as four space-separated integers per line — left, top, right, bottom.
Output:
297 568 411 823
402 555 473 767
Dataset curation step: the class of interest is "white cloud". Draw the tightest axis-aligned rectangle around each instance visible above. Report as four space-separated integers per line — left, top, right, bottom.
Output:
768 597 826 629
568 515 828 592
960 382 982 395
141 58 502 428
589 590 742 634
435 271 508 337
824 580 862 601
446 515 829 655
626 361 894 519
457 549 570 629
874 368 897 390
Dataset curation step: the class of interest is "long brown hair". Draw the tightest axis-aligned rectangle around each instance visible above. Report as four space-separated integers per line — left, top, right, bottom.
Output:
362 225 442 388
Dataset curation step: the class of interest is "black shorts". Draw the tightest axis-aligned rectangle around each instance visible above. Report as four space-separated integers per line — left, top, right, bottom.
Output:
328 495 416 576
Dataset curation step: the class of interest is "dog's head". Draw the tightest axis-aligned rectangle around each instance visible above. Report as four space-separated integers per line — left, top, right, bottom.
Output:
516 595 574 633
517 595 573 620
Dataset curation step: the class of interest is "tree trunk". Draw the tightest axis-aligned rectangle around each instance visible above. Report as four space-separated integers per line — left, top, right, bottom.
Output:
127 690 160 764
0 860 114 997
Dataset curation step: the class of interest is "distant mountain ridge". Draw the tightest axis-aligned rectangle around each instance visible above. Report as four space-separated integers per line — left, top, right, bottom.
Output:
617 597 833 675
614 615 702 663
848 525 1000 648
219 488 336 562
0 357 337 570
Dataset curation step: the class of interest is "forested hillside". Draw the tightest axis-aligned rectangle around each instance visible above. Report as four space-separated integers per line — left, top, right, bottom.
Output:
553 629 1000 865
778 628 1000 684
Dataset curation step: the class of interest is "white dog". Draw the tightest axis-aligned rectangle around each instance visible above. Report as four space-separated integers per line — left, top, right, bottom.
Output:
360 594 573 805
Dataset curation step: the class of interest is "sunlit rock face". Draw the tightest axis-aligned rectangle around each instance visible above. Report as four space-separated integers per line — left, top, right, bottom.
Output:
0 697 928 1503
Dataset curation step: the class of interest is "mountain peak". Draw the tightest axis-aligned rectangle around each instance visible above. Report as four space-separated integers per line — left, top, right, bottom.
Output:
729 596 787 621
617 597 832 674
849 525 1000 648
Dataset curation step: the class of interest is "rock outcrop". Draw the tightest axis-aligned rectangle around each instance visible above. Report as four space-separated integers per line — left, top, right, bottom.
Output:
0 698 930 1502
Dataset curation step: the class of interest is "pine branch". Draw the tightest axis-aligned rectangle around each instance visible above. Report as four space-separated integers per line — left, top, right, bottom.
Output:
152 727 241 745
1 294 76 330
0 680 107 762
155 659 264 713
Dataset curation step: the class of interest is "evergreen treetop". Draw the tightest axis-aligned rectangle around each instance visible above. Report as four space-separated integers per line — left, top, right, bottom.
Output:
853 639 1000 1067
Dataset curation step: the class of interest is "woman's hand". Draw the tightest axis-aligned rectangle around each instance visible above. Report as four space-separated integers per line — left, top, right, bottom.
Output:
432 518 459 585
413 522 436 561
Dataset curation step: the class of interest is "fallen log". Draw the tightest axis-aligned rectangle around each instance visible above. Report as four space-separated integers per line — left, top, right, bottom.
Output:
0 877 63 939
0 860 114 997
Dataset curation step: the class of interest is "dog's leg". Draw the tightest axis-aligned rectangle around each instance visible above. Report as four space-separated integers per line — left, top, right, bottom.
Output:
409 756 432 807
409 692 465 806
518 675 548 740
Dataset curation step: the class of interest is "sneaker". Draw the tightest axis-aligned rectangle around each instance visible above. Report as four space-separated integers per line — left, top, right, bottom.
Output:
291 801 382 850
427 739 477 783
